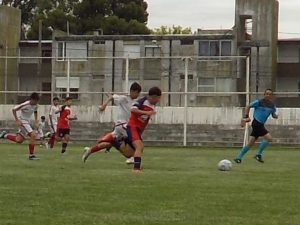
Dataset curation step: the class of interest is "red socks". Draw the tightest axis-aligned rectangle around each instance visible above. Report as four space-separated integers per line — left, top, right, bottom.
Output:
29 143 35 155
5 134 17 142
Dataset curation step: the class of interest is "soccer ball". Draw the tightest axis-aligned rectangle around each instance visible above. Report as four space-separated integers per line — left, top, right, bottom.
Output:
217 159 232 171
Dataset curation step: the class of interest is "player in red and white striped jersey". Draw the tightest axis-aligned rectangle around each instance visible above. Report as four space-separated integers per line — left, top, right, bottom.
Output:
0 92 40 160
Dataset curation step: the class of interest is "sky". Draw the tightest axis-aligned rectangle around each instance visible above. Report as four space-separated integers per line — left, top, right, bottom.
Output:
146 0 300 39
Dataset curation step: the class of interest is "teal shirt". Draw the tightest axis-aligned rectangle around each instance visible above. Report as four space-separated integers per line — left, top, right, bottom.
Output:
250 99 276 124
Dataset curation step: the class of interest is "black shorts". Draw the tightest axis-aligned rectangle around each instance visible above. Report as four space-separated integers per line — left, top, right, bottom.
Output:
57 128 70 138
250 119 268 139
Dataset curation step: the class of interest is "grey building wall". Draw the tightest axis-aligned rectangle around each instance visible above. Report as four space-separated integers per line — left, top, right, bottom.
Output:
234 0 279 96
52 33 238 106
0 6 21 104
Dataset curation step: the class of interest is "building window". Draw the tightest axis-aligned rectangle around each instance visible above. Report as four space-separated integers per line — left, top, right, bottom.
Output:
56 77 80 100
199 40 232 56
42 49 52 63
198 78 215 92
56 42 88 61
145 46 161 57
124 45 140 58
221 41 232 56
57 42 65 61
198 77 232 92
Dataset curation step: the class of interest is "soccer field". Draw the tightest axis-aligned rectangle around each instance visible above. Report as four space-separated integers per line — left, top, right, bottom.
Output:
0 144 299 225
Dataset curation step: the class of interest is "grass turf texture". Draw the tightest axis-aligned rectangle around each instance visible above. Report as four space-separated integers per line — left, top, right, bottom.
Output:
0 143 299 225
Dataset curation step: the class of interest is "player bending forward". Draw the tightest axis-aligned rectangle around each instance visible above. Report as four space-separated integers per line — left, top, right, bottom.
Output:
83 86 161 172
82 82 141 163
0 92 40 160
234 89 278 163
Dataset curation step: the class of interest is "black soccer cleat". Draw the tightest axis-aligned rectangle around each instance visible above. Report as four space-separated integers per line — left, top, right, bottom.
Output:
105 147 112 153
234 158 242 164
0 130 7 139
254 155 264 163
28 155 40 160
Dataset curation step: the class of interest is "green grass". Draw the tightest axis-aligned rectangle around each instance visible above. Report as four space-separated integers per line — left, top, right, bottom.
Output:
0 143 299 225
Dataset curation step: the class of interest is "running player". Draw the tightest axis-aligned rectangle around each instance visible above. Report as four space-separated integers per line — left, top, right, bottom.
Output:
48 97 60 149
126 86 161 171
56 97 77 154
82 82 141 163
83 87 161 172
0 92 40 160
234 89 278 163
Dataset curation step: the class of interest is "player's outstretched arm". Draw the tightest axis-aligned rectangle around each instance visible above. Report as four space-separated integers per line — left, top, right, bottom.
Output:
99 94 113 112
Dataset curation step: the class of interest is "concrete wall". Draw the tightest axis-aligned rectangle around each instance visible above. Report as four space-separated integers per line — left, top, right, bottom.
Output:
2 105 300 146
0 6 21 104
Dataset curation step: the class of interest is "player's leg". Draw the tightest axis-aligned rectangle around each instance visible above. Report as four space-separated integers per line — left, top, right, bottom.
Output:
132 140 144 171
0 130 24 143
61 131 70 154
254 133 272 163
82 132 114 162
48 125 57 149
234 136 256 163
28 131 39 160
126 126 143 171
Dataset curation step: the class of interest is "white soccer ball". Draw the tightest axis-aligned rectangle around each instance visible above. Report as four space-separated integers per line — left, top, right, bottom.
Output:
217 159 232 171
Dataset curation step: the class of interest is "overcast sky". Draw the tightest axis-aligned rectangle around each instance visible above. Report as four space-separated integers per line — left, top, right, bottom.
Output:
146 0 300 39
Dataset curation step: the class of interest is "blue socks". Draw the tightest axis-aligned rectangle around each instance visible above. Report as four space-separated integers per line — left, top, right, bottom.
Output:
236 140 270 160
256 139 269 156
236 145 250 160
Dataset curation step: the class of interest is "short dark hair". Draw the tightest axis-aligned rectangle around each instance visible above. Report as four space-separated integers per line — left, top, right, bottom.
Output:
53 97 59 101
41 116 45 120
265 88 273 93
65 97 72 101
30 92 40 101
130 82 142 92
148 87 162 96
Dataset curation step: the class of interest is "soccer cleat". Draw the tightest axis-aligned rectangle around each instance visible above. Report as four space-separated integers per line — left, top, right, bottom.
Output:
28 155 40 160
61 149 66 154
105 146 111 153
234 158 242 163
254 155 264 163
0 130 7 139
82 147 91 163
126 157 134 164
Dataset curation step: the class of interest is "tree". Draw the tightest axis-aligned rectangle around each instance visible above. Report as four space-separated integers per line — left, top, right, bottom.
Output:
2 0 150 39
73 0 150 35
151 25 193 35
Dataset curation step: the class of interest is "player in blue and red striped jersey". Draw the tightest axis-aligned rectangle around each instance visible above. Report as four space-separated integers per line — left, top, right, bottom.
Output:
56 97 77 154
123 86 161 172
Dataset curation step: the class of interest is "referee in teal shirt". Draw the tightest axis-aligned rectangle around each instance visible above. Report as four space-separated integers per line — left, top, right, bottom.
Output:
235 89 278 163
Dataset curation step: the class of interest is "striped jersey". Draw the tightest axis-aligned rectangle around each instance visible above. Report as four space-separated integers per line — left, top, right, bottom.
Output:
128 96 155 131
13 100 38 121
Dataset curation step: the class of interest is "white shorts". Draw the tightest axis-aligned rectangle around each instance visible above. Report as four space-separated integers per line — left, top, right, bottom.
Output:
17 120 34 137
50 123 57 134
112 121 128 141
36 129 44 139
